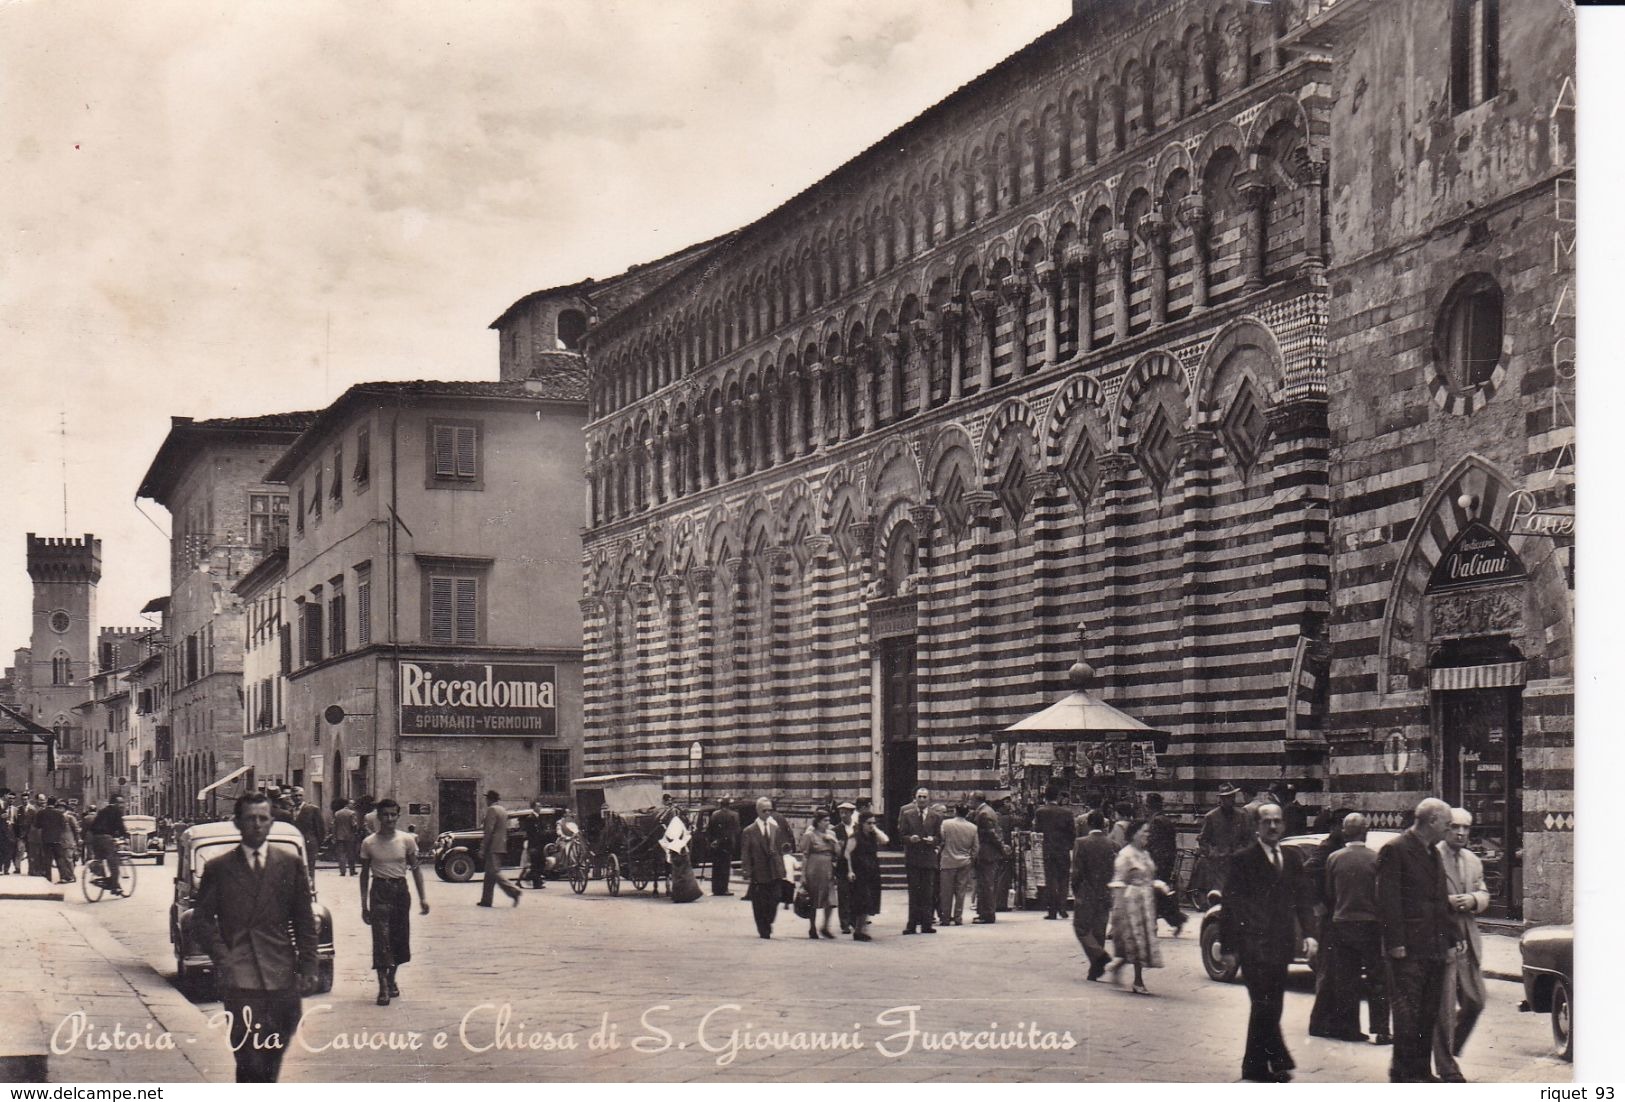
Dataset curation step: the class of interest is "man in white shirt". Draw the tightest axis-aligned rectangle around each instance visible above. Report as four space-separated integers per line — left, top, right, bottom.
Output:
1432 807 1491 1082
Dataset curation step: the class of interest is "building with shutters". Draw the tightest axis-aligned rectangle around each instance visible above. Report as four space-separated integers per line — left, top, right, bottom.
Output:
137 413 319 816
264 378 587 838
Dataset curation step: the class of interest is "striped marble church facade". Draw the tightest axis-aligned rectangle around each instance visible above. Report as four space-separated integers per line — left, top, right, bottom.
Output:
570 1 1343 817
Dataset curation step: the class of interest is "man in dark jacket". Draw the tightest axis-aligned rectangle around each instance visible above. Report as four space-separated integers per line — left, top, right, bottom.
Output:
1032 787 1075 920
897 787 943 934
1071 810 1119 979
86 794 128 893
1144 793 1185 933
706 797 741 896
289 788 325 880
1378 797 1455 1083
1221 803 1318 1083
1198 783 1253 894
1322 812 1390 1044
971 793 1006 922
36 797 76 883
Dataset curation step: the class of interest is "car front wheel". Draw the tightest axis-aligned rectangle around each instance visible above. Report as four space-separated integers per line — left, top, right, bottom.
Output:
1200 920 1240 983
441 852 476 883
1551 979 1573 1060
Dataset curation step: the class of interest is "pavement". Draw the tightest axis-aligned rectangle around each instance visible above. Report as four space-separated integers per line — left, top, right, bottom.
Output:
0 861 1573 1084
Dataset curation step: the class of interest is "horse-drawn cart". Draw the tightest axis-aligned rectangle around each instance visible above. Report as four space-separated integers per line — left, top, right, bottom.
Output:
566 773 671 896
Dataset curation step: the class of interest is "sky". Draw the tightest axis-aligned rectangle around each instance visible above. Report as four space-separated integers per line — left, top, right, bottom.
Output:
0 0 1065 650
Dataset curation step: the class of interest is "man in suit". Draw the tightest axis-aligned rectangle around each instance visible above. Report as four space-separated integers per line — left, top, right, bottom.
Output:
289 787 325 881
739 797 788 938
1220 803 1318 1083
1198 783 1252 895
35 797 75 884
1144 793 1186 934
706 796 741 897
1432 807 1491 1082
192 792 318 1082
897 787 943 934
1071 810 1119 979
477 790 521 907
971 793 1006 923
1377 797 1455 1083
1032 786 1075 920
1321 812 1390 1043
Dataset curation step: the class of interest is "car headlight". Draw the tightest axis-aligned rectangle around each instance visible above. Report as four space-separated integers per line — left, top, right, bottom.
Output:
435 833 453 855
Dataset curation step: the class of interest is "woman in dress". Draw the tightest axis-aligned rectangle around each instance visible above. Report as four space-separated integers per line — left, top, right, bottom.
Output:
845 811 886 941
798 810 842 939
1108 820 1171 994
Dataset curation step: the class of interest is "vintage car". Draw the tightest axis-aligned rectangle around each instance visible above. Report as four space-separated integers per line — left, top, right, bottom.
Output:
169 821 335 996
432 806 565 882
1519 923 1573 1060
123 815 165 865
1199 830 1399 982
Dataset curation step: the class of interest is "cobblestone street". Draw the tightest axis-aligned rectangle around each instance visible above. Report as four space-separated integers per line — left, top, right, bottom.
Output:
33 870 1572 1083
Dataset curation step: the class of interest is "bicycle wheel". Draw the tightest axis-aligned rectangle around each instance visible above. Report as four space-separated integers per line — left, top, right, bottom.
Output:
80 862 106 903
116 858 137 898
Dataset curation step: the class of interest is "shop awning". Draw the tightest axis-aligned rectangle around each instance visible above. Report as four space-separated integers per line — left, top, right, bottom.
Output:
196 765 253 801
1430 661 1527 691
998 660 1168 750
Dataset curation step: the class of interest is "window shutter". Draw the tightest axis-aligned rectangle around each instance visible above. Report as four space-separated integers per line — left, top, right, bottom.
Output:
455 426 478 478
305 603 323 665
433 426 457 477
455 577 479 642
279 624 292 676
429 577 455 642
357 579 372 646
355 429 371 484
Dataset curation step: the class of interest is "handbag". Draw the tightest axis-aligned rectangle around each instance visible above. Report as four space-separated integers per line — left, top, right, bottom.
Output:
792 883 814 919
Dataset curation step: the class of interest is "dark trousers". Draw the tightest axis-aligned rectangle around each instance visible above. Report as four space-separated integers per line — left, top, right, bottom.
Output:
369 878 412 970
44 843 75 884
1073 891 1111 971
1239 947 1294 1079
749 885 778 937
974 857 1002 919
996 857 1013 911
1042 850 1071 916
336 839 358 876
1324 921 1390 1037
835 864 852 928
1389 956 1448 1081
710 846 734 894
28 838 46 877
219 989 302 1083
479 850 520 905
905 866 936 930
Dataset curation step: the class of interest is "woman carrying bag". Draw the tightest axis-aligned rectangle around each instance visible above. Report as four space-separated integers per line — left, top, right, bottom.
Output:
797 810 842 939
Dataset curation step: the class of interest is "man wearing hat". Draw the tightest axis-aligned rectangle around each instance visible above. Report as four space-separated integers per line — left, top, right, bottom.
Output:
971 792 1006 923
477 790 522 907
706 796 741 896
290 787 325 880
1198 783 1254 894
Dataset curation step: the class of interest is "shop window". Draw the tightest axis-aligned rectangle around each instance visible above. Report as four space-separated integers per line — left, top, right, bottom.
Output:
1222 382 1270 473
1136 405 1180 493
1063 432 1099 506
1451 0 1499 113
428 421 483 490
539 748 571 794
1443 274 1501 396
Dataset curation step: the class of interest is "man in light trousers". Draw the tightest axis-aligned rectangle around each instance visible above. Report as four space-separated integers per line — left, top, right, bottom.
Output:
1432 807 1490 1082
937 804 979 926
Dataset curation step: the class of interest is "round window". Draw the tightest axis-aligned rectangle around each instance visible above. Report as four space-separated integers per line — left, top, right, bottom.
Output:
1428 273 1507 414
49 610 71 634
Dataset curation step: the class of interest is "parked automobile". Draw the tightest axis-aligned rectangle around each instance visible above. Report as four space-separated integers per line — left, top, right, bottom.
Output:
169 821 335 997
1519 923 1573 1060
432 806 565 883
1199 830 1400 983
123 815 165 865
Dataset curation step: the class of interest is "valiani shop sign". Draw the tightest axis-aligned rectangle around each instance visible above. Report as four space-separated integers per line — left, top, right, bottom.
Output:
399 660 557 737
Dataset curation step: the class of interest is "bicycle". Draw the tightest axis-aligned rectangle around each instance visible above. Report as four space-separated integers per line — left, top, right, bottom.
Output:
80 849 137 902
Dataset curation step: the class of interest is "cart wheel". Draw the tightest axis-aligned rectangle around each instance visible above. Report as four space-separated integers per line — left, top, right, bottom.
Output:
606 854 621 896
630 867 648 892
569 860 589 894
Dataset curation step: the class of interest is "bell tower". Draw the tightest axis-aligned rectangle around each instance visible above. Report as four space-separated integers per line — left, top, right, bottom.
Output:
25 533 101 799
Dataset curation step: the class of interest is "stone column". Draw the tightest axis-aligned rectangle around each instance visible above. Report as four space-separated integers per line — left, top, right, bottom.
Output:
721 557 747 788
727 399 744 479
600 586 627 756
1103 228 1132 342
801 534 835 783
746 395 763 474
688 568 717 787
1296 158 1328 282
909 502 940 764
586 460 601 527
1027 471 1069 691
712 405 727 486
880 332 903 424
579 595 607 772
1035 261 1060 369
1001 274 1030 377
628 580 655 760
1177 195 1211 312
910 318 935 413
828 355 849 442
657 431 674 505
971 289 998 392
962 490 999 715
1175 430 1215 744
1096 453 1137 692
769 383 785 465
940 302 965 400
857 343 878 434
809 363 827 450
1237 169 1274 292
1066 244 1096 356
787 373 804 459
763 545 792 786
1140 213 1172 327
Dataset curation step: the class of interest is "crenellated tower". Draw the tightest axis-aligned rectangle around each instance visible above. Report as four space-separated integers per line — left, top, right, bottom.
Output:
24 533 101 798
